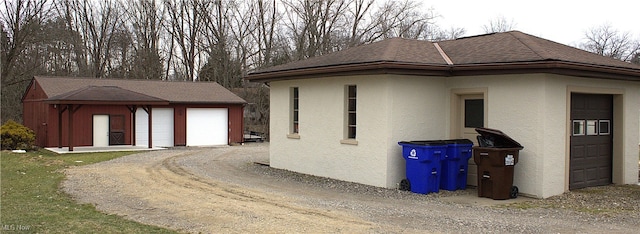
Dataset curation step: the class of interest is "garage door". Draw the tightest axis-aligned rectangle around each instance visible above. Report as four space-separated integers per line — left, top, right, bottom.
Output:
570 93 613 190
186 108 228 146
135 108 174 147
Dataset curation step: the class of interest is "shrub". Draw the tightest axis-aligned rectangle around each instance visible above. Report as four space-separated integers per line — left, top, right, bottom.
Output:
1 120 36 150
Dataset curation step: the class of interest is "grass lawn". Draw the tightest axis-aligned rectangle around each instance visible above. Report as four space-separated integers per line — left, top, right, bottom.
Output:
1 149 177 233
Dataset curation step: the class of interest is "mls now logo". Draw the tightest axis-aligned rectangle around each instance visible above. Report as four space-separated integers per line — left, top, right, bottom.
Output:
408 149 418 159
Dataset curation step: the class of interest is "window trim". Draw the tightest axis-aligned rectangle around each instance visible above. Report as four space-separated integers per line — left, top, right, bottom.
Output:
598 120 610 135
343 85 357 144
289 87 300 138
572 120 585 136
449 88 488 141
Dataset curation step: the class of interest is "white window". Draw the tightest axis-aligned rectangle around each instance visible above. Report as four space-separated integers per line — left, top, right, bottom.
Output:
586 120 597 135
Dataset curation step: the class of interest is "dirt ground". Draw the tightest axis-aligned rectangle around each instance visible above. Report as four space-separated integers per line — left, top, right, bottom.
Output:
62 143 640 233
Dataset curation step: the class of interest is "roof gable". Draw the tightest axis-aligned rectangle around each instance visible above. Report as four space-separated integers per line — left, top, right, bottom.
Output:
33 76 247 104
247 31 640 81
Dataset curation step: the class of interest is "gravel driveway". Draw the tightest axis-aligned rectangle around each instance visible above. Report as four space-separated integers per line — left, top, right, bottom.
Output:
62 143 640 233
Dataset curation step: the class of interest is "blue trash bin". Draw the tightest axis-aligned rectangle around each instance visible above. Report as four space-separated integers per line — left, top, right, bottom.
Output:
398 141 447 194
440 139 474 191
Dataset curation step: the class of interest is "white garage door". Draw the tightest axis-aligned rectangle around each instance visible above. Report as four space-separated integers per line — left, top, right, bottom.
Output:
187 108 228 146
135 108 174 147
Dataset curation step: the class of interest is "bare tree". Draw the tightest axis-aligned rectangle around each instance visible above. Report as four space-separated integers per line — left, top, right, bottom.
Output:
228 0 254 71
282 0 349 60
1 0 50 81
40 16 79 75
234 85 270 140
60 0 124 78
372 0 437 40
164 0 205 81
423 25 466 41
106 26 134 78
580 24 640 63
482 15 516 33
198 0 243 88
344 0 375 47
250 0 286 68
280 0 441 60
1 0 51 122
124 0 165 80
55 0 88 74
631 53 640 65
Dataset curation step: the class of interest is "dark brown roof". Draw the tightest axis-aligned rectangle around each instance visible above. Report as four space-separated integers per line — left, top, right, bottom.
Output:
33 76 247 104
247 31 640 81
255 38 447 73
46 86 169 105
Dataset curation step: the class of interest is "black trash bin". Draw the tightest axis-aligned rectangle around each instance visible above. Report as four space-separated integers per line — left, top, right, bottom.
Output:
473 127 524 200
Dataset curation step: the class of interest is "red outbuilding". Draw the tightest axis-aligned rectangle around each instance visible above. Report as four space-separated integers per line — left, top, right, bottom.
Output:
22 76 247 151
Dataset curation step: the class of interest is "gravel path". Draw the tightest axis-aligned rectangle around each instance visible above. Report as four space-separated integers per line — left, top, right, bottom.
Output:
62 143 640 233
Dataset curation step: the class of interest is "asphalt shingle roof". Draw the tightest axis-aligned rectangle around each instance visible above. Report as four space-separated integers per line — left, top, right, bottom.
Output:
437 31 639 68
256 38 447 73
247 31 640 81
33 76 247 104
46 86 169 104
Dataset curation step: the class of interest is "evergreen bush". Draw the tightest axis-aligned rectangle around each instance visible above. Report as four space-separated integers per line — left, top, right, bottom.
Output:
1 120 36 150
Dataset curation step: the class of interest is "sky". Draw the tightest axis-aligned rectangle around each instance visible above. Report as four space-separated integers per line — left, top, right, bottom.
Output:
427 0 639 46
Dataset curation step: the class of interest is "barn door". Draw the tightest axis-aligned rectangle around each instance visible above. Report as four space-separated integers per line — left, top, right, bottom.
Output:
109 115 125 145
570 93 613 190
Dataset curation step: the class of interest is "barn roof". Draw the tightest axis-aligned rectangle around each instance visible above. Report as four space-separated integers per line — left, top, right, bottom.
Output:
45 86 170 105
247 31 640 81
31 76 247 104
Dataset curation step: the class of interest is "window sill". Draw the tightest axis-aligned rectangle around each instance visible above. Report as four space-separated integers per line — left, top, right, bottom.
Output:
287 133 301 139
340 139 358 145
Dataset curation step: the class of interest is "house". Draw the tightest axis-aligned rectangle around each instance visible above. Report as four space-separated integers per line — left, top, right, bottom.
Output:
22 76 246 151
246 31 640 198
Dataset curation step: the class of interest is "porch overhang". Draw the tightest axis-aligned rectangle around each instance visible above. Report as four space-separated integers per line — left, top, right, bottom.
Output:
45 86 170 151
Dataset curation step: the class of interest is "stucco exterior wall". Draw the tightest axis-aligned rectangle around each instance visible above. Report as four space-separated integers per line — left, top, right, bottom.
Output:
270 73 639 198
446 73 640 198
446 74 547 197
269 75 393 187
270 74 448 188
387 75 447 187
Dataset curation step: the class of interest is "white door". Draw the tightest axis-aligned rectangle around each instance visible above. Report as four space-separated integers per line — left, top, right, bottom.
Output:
135 108 174 147
187 108 228 146
93 115 109 147
457 94 485 186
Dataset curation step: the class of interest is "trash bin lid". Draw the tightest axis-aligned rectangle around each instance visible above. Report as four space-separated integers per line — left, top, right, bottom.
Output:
475 127 523 149
398 140 447 146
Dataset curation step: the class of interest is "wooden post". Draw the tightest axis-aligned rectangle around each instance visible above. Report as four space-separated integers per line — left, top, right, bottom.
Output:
147 106 152 148
57 105 64 148
68 104 74 151
128 105 137 146
67 104 82 152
